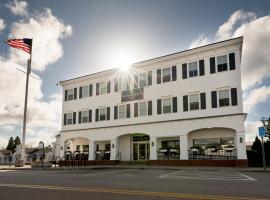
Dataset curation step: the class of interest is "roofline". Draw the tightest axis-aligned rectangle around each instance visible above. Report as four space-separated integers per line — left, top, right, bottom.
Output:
59 36 243 84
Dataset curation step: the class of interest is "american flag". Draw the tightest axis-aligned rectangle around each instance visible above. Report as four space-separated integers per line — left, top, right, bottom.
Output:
5 38 32 54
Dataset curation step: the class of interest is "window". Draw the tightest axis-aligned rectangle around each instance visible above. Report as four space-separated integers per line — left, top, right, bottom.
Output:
218 89 230 107
76 145 80 151
67 89 74 100
82 110 89 123
82 145 89 152
82 85 89 98
139 73 147 88
99 107 106 121
118 105 126 119
139 102 147 116
162 67 171 83
217 55 228 72
100 82 107 95
163 98 172 113
188 62 198 78
66 113 73 125
189 94 199 110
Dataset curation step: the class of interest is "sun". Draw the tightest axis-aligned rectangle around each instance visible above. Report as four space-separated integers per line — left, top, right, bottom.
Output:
110 48 134 71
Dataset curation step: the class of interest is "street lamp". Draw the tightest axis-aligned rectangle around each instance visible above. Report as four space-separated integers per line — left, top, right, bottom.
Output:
39 141 45 167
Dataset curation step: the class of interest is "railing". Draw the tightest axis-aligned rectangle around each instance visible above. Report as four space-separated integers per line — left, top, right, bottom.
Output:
188 149 237 160
157 149 180 160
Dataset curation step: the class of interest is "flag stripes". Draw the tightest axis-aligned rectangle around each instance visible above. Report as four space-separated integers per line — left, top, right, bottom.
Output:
5 38 32 54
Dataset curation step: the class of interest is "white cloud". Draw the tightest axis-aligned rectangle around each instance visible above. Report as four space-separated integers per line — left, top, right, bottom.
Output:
243 86 270 113
0 135 9 149
6 0 28 16
245 121 261 144
0 19 6 34
0 8 72 147
189 34 209 49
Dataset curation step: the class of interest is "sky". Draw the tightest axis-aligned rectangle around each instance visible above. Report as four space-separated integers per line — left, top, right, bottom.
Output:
0 0 270 148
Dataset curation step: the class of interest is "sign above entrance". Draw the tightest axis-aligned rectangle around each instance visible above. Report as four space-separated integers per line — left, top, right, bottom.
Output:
121 88 144 102
133 135 150 142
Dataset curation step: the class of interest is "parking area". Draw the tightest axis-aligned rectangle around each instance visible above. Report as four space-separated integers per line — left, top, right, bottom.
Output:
0 168 269 200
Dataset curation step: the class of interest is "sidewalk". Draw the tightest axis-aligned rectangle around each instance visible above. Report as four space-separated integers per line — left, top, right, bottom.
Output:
0 164 269 172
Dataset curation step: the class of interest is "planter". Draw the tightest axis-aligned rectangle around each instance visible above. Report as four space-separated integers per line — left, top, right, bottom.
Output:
31 161 52 168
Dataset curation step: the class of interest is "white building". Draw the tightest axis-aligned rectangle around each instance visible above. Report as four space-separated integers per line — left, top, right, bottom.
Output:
57 37 247 166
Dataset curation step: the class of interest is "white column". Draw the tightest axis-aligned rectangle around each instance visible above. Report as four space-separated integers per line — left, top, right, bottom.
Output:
180 135 188 160
150 137 157 160
59 140 65 158
236 132 247 159
110 138 119 160
88 140 95 160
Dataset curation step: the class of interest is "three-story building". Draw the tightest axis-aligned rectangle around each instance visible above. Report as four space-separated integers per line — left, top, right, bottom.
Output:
57 37 247 166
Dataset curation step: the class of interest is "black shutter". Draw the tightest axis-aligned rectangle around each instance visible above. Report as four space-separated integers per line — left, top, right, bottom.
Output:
134 103 138 117
106 107 110 120
64 114 67 125
172 66 177 81
157 99 162 114
78 111 82 124
173 97 177 113
199 60 205 76
182 63 187 79
95 109 99 122
134 75 138 88
74 88 77 99
183 95 188 112
79 87 82 99
89 110 92 122
148 101 152 116
114 79 118 92
231 88 238 106
157 69 161 84
148 71 152 86
114 106 118 120
126 104 130 118
73 112 76 124
210 57 216 74
229 53 235 70
89 84 93 97
64 90 68 101
200 93 206 110
107 81 111 93
96 83 99 96
211 91 217 108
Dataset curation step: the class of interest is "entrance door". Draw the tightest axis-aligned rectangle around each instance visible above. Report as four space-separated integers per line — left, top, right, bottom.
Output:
133 142 149 160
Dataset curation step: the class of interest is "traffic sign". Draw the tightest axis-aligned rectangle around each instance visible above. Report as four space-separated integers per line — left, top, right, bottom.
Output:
259 127 266 137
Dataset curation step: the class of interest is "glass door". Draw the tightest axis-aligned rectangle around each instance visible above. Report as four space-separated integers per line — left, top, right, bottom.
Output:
139 143 146 160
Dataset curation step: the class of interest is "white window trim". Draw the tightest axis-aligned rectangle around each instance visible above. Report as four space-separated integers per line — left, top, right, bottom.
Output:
138 101 148 117
188 61 199 78
66 112 73 125
99 106 107 121
188 93 200 111
67 89 74 101
162 97 172 114
81 85 90 98
139 73 148 88
118 104 127 119
161 66 172 83
99 81 107 95
215 54 230 72
81 110 89 123
217 87 231 107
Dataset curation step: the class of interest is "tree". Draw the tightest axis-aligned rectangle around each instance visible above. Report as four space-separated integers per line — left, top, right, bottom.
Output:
251 136 262 154
14 136 21 149
261 117 270 139
6 137 14 153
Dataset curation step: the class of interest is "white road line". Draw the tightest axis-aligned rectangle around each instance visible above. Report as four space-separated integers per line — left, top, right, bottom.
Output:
237 172 257 181
159 170 180 178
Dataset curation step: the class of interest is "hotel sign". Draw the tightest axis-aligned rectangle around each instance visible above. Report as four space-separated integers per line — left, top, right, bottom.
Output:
121 88 144 102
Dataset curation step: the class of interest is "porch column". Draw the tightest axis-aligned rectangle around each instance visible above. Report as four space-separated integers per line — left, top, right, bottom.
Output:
110 138 119 160
236 132 247 159
150 137 157 160
59 140 65 158
88 140 95 160
180 135 188 160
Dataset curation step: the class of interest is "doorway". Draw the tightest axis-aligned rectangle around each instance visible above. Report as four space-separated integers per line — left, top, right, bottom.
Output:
133 142 150 160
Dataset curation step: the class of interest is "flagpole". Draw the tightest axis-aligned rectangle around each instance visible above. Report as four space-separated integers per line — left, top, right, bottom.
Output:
20 39 33 166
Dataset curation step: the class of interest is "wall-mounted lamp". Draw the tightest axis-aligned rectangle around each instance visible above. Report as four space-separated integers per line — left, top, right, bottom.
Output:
240 137 243 143
151 141 154 147
112 143 115 148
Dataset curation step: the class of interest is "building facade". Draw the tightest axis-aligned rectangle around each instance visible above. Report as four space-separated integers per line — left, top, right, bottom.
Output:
57 37 247 164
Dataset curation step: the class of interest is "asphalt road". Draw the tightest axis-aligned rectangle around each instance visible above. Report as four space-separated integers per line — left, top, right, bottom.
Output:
0 168 269 200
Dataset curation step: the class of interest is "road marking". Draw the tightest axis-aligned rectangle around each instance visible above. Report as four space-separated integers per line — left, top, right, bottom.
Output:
159 170 256 181
0 183 266 200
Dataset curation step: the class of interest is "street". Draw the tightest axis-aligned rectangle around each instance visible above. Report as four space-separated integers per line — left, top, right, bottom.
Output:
0 168 269 200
